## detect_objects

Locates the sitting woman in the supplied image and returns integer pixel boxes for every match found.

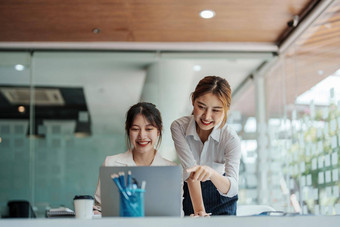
[93,102,176,213]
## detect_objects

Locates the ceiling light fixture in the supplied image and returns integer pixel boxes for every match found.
[92,28,101,34]
[200,10,215,19]
[15,64,25,71]
[287,15,299,28]
[18,106,25,113]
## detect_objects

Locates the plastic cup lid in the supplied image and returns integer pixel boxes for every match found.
[73,195,94,200]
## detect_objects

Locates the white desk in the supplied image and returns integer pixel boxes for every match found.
[1,216,339,227]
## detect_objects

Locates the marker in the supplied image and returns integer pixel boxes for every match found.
[119,172,126,189]
[127,171,132,189]
[141,181,146,190]
[111,174,129,200]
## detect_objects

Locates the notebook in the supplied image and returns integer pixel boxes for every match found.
[46,207,75,218]
[100,165,182,217]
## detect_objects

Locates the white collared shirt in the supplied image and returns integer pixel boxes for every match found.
[94,150,176,210]
[171,115,241,197]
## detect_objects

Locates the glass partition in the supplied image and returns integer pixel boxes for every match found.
[0,50,268,217]
[0,52,32,215]
[266,2,340,214]
[0,51,148,216]
[229,82,258,204]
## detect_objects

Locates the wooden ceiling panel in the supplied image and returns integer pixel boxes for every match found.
[266,1,340,117]
[0,0,313,42]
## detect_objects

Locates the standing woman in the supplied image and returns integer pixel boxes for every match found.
[94,102,176,213]
[171,76,241,216]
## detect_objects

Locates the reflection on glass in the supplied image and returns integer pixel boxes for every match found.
[265,3,340,214]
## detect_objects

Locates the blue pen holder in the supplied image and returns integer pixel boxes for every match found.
[119,189,145,217]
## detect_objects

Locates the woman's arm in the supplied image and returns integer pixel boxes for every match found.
[171,118,209,216]
[170,119,197,179]
[187,165,231,194]
[186,178,209,216]
[187,128,241,197]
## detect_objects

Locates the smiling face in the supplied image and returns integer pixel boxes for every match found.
[193,92,225,132]
[129,113,160,154]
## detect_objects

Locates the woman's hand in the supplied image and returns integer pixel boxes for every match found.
[186,165,215,182]
[190,210,212,217]
[93,209,101,215]
[187,165,231,195]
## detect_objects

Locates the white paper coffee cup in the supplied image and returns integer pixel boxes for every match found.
[73,195,94,219]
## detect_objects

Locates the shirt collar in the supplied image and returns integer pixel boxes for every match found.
[185,115,222,142]
[185,116,200,141]
[116,149,164,166]
[115,150,136,166]
[210,121,222,142]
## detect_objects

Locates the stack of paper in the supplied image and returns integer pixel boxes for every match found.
[46,207,75,218]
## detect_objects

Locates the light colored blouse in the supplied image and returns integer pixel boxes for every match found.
[171,115,241,197]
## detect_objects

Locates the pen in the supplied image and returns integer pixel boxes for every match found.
[141,181,146,190]
[119,172,126,189]
[112,173,140,216]
[111,174,129,200]
[127,171,132,189]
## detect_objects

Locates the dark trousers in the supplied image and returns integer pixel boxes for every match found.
[183,180,238,216]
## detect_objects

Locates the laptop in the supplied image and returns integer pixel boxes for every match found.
[100,166,182,217]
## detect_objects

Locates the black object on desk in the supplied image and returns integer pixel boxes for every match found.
[6,200,36,218]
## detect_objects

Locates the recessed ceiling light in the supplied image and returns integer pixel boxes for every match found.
[92,28,101,34]
[15,64,25,71]
[193,65,201,71]
[200,10,215,19]
[18,106,25,113]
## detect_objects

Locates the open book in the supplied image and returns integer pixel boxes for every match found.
[46,207,75,218]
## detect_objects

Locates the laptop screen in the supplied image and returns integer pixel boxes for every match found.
[100,166,182,217]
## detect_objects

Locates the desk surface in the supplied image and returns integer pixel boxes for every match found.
[1,216,340,227]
